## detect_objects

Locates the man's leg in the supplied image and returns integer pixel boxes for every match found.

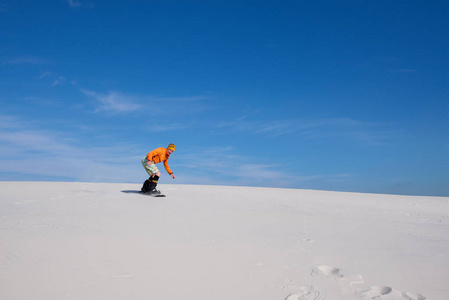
[148,175,160,192]
[141,156,162,193]
[142,157,157,193]
[141,178,151,193]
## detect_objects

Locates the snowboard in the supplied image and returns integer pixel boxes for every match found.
[139,191,166,197]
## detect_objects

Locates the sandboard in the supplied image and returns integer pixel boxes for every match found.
[139,191,166,197]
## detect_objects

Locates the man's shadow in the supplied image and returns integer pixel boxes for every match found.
[121,190,142,195]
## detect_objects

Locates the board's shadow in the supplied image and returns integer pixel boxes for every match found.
[121,190,141,194]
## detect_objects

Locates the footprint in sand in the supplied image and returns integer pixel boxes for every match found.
[285,286,326,300]
[402,291,427,300]
[311,265,343,279]
[311,265,364,286]
[361,286,411,299]
[361,286,394,298]
[360,286,427,300]
[302,238,315,243]
[295,265,426,300]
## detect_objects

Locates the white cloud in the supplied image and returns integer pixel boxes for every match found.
[38,71,72,87]
[80,88,213,117]
[397,69,418,73]
[0,115,24,129]
[38,71,52,79]
[153,96,210,103]
[52,76,66,86]
[68,0,81,8]
[146,95,213,116]
[81,89,142,114]
[3,56,49,65]
[172,145,354,188]
[0,115,143,182]
[0,114,356,187]
[174,146,299,187]
[0,130,73,154]
[67,0,95,9]
[146,123,192,132]
[218,117,390,145]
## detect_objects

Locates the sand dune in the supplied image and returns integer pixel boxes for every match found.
[1,182,448,299]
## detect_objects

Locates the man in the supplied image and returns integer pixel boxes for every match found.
[141,143,176,194]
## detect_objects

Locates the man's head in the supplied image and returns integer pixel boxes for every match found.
[167,143,175,155]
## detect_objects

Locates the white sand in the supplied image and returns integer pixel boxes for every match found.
[0,182,448,300]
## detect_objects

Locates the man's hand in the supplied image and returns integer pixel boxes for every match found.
[171,173,175,179]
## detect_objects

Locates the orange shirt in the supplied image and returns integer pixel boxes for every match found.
[146,147,173,174]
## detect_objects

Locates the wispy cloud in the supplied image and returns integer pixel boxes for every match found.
[38,71,70,87]
[153,96,210,102]
[218,117,390,145]
[146,123,193,132]
[67,0,95,9]
[0,114,142,182]
[173,146,353,188]
[52,76,66,86]
[0,114,80,155]
[396,69,418,73]
[145,95,213,116]
[0,130,73,154]
[3,56,49,65]
[174,146,289,186]
[38,71,52,79]
[0,114,356,187]
[0,115,26,129]
[80,88,211,115]
[68,0,81,8]
[81,89,142,114]
[176,147,294,185]
[20,96,63,108]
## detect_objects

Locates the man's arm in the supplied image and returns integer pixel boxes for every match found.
[163,160,175,179]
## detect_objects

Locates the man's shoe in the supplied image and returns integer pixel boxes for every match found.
[148,188,161,195]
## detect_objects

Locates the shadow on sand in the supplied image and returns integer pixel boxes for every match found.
[121,190,142,195]
[121,190,166,197]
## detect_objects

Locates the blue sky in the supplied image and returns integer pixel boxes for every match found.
[0,0,448,196]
